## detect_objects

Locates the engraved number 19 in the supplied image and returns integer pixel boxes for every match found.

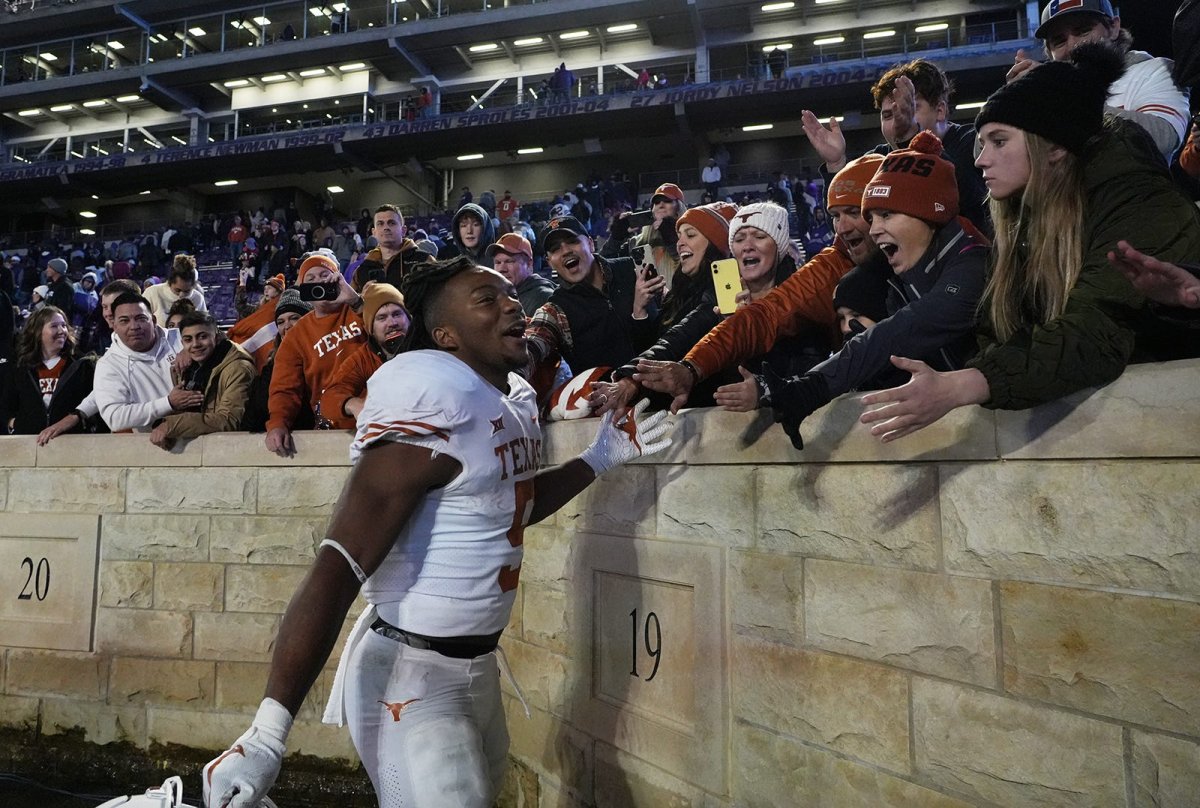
[629,608,662,681]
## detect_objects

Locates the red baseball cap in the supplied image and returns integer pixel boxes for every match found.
[652,183,685,203]
[485,232,533,261]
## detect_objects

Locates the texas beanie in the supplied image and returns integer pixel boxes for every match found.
[861,131,959,226]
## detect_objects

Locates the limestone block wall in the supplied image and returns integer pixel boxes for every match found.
[0,358,1197,807]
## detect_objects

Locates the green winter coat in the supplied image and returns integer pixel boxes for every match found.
[970,117,1200,409]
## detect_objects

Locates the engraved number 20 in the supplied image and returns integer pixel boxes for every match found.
[18,557,50,602]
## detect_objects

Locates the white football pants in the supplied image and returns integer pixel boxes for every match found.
[344,629,508,808]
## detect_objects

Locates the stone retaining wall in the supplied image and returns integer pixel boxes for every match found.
[1,358,1197,807]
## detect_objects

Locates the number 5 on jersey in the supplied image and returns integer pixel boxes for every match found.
[499,479,534,592]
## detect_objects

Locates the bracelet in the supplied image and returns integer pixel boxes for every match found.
[680,359,701,385]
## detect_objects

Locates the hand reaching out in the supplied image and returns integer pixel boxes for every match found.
[632,359,695,414]
[859,358,991,442]
[712,366,760,412]
[1107,240,1200,309]
[588,378,640,419]
[801,109,848,172]
[885,75,918,146]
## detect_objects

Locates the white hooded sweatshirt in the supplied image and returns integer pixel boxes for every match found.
[93,326,183,432]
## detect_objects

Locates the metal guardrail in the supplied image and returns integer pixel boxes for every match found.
[0,6,1025,88]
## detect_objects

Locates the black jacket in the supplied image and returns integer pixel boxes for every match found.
[351,242,434,291]
[515,273,556,317]
[47,276,75,320]
[242,353,315,433]
[0,288,14,364]
[544,255,659,371]
[0,353,105,435]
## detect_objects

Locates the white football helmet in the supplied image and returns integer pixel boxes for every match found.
[92,776,278,808]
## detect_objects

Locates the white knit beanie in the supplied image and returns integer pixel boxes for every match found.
[728,202,799,262]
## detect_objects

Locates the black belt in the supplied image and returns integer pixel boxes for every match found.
[370,616,501,659]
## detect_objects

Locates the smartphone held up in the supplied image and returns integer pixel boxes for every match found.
[711,258,741,315]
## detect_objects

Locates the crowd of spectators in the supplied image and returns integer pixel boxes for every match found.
[1,0,1198,454]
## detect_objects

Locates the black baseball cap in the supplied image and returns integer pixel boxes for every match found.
[539,216,591,252]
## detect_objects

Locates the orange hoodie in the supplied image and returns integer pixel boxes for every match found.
[227,298,278,371]
[319,341,384,426]
[685,244,853,379]
[266,305,365,432]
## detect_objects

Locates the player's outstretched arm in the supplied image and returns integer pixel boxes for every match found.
[204,441,459,808]
[529,400,674,524]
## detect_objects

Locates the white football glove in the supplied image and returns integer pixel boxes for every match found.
[202,698,292,808]
[579,398,674,476]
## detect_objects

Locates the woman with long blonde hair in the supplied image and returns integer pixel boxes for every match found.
[860,43,1200,441]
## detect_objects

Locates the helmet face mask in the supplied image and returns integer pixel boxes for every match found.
[91,776,279,808]
[93,776,194,808]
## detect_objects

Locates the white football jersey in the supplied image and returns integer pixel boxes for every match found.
[350,350,542,636]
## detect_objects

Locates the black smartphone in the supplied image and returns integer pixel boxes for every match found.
[626,209,654,228]
[297,282,341,302]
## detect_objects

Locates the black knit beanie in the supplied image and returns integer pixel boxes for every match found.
[975,42,1125,155]
[274,288,314,319]
[832,261,891,324]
